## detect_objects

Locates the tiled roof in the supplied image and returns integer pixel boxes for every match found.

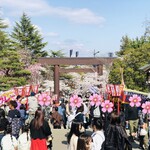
[139,64,150,72]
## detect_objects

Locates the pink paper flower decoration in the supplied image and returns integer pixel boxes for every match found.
[101,100,114,113]
[70,95,83,108]
[142,101,150,114]
[129,94,141,107]
[38,93,51,106]
[0,96,4,105]
[89,94,103,106]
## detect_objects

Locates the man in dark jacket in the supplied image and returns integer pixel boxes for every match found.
[124,104,139,141]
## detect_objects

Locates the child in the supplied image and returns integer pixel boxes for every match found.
[1,124,18,150]
[18,124,31,150]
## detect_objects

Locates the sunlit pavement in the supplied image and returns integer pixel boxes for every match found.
[51,128,68,150]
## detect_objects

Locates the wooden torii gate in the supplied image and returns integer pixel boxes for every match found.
[38,57,115,100]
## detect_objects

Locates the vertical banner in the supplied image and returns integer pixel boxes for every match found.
[31,85,39,94]
[114,85,124,97]
[106,84,111,100]
[24,85,31,96]
[106,84,124,114]
[110,84,116,97]
[106,84,111,94]
[14,87,24,96]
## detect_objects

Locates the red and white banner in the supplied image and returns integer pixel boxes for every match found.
[106,84,124,97]
[14,84,39,97]
[14,87,24,96]
[106,84,111,94]
[110,84,116,96]
[24,85,31,96]
[114,85,124,97]
[31,85,39,94]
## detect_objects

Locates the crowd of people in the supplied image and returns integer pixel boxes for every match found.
[0,91,149,150]
[0,92,52,150]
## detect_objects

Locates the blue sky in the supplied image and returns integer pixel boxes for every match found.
[0,0,150,57]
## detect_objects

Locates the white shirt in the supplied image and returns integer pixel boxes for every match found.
[18,132,31,150]
[68,134,78,150]
[91,130,105,150]
[83,103,89,115]
[28,96,38,113]
[1,134,18,150]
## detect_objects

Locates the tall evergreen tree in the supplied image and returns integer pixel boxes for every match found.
[11,13,48,61]
[0,17,30,91]
[0,18,11,51]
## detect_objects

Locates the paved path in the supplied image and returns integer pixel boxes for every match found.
[51,128,141,150]
[51,128,68,150]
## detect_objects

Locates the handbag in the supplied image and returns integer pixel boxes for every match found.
[140,128,147,136]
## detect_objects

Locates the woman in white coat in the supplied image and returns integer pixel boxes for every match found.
[67,119,83,150]
[18,124,31,150]
[1,125,18,150]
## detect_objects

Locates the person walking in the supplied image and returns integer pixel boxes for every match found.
[18,124,31,150]
[58,102,67,129]
[91,118,105,150]
[19,104,27,128]
[104,111,132,150]
[0,108,9,149]
[67,119,83,150]
[1,124,18,150]
[77,133,92,150]
[30,109,52,150]
[125,104,139,142]
[27,92,38,123]
[7,100,21,139]
[51,107,62,129]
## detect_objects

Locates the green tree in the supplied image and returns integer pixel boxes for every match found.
[109,36,150,92]
[0,18,11,51]
[11,13,48,61]
[49,50,65,57]
[0,17,30,91]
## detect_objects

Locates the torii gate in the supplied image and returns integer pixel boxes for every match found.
[38,57,115,99]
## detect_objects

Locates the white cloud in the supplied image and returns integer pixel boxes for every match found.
[45,32,59,37]
[1,18,11,26]
[52,39,84,49]
[55,7,105,25]
[0,0,105,25]
[50,39,92,57]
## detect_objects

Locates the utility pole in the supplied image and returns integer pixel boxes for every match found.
[93,49,100,57]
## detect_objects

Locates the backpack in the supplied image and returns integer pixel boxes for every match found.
[90,106,101,118]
